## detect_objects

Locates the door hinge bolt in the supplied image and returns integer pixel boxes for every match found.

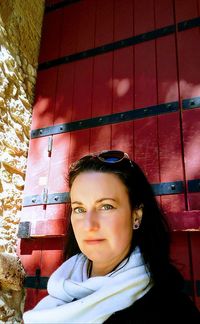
[48,136,53,155]
[42,188,48,204]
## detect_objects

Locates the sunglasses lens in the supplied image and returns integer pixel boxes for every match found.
[98,150,124,163]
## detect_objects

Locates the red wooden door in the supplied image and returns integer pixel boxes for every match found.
[18,0,200,311]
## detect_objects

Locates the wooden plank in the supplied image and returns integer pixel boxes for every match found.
[112,0,134,157]
[113,47,134,113]
[114,0,134,41]
[134,0,155,34]
[59,2,80,56]
[182,109,200,210]
[24,289,48,312]
[32,68,57,129]
[170,232,193,298]
[76,0,96,52]
[174,0,198,22]
[54,63,74,125]
[48,133,71,193]
[158,113,183,182]
[134,0,159,185]
[90,125,111,153]
[72,58,93,121]
[134,117,159,184]
[18,238,43,311]
[155,0,174,28]
[167,210,200,231]
[111,121,134,158]
[92,53,113,118]
[134,41,157,109]
[23,138,50,196]
[40,237,67,276]
[38,9,63,64]
[36,204,67,237]
[175,1,200,211]
[69,129,90,163]
[95,0,114,47]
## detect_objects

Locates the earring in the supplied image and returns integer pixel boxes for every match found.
[133,221,140,230]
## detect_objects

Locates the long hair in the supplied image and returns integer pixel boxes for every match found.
[66,154,182,287]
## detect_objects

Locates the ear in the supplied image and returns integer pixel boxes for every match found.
[132,205,143,229]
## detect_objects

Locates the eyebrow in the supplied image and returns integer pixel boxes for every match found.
[71,198,117,205]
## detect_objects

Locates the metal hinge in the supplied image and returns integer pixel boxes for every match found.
[17,221,31,238]
[23,192,70,207]
[42,187,48,204]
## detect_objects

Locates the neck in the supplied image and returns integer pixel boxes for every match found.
[89,255,130,277]
[90,263,115,277]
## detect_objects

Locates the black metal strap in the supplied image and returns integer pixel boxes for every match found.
[45,0,80,13]
[178,17,200,31]
[23,192,70,207]
[22,180,200,208]
[24,272,49,290]
[31,101,178,138]
[38,25,175,70]
[182,97,200,110]
[152,181,184,196]
[188,179,200,193]
[38,17,200,71]
[31,97,200,139]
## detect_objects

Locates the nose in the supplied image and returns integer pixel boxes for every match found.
[83,211,100,231]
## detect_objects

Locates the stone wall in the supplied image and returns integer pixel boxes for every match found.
[0,0,45,322]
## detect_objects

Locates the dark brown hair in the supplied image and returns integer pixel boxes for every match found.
[66,154,183,287]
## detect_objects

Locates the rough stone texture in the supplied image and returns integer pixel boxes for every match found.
[0,252,26,322]
[0,0,45,322]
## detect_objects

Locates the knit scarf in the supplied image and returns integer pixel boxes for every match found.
[23,247,152,323]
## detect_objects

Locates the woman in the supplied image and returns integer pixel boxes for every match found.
[23,150,200,323]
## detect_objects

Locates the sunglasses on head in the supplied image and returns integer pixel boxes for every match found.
[91,150,134,168]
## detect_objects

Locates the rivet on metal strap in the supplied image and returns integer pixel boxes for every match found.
[190,100,195,106]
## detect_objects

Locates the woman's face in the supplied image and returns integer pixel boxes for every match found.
[70,171,137,276]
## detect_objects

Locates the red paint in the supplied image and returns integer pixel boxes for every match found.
[18,0,200,311]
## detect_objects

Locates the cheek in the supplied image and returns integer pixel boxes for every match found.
[107,212,133,243]
[71,218,82,239]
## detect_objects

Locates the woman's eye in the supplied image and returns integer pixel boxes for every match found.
[101,204,113,210]
[73,207,85,214]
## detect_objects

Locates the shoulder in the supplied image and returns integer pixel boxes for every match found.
[105,285,200,324]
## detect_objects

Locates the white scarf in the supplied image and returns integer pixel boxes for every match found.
[23,247,152,323]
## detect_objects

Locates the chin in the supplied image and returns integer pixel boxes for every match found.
[82,250,105,262]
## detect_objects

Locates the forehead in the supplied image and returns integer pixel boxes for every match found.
[70,171,128,200]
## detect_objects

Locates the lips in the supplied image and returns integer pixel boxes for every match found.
[84,239,105,245]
